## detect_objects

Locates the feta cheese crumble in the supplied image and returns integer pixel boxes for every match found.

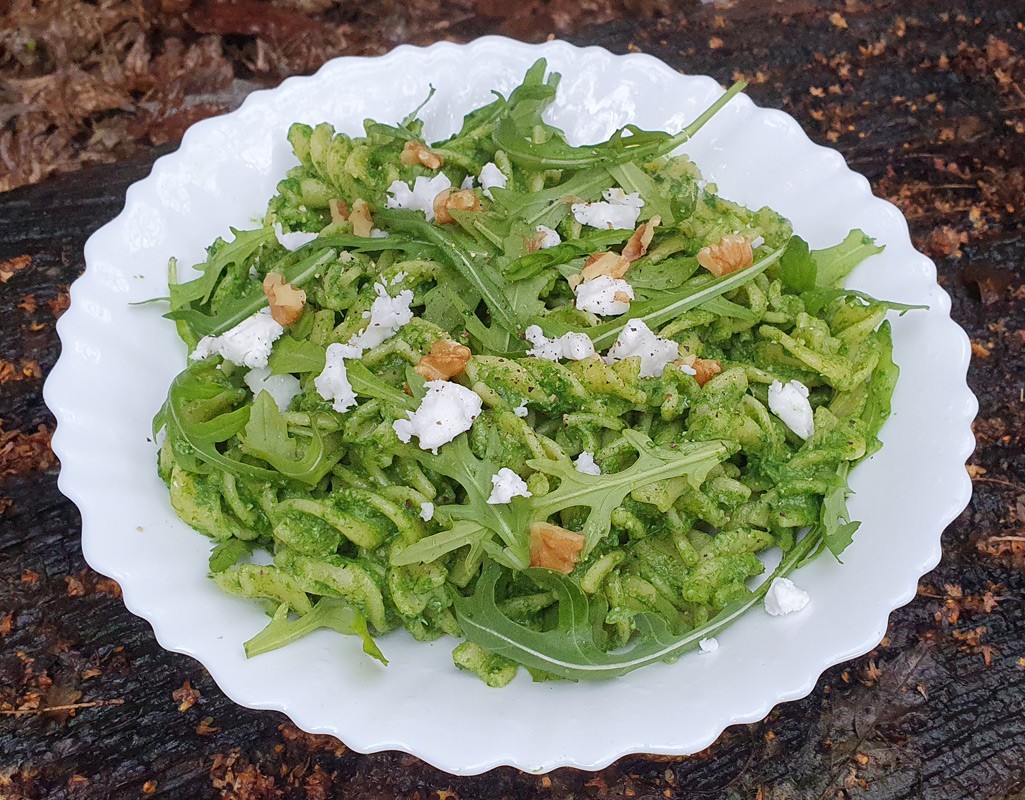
[273,223,317,252]
[525,324,597,362]
[190,308,284,369]
[763,577,810,616]
[574,275,634,316]
[460,175,475,190]
[604,319,680,378]
[574,451,601,476]
[767,379,815,440]
[478,161,508,199]
[244,366,301,412]
[314,343,361,413]
[535,225,561,249]
[571,188,644,230]
[513,403,529,418]
[487,468,532,505]
[349,281,414,351]
[385,174,452,222]
[419,501,435,522]
[392,380,483,453]
[698,637,719,654]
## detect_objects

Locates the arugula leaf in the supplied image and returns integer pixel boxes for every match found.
[800,289,927,317]
[542,243,785,349]
[861,320,899,456]
[454,527,822,680]
[239,391,343,485]
[606,162,674,224]
[493,61,747,170]
[780,230,884,293]
[779,235,816,292]
[490,169,611,227]
[412,434,532,569]
[169,227,275,311]
[209,539,254,573]
[501,229,630,283]
[813,230,885,288]
[268,336,326,374]
[375,209,521,337]
[528,431,731,554]
[699,294,761,321]
[503,240,599,282]
[821,462,861,560]
[164,381,279,482]
[245,599,387,664]
[168,235,422,338]
[390,520,488,567]
[346,362,416,410]
[627,256,700,293]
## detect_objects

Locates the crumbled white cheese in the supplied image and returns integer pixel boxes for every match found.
[419,501,435,522]
[513,403,529,418]
[273,223,318,252]
[313,343,362,413]
[535,225,561,249]
[370,228,388,238]
[525,324,597,362]
[604,319,680,378]
[764,577,810,616]
[385,174,452,221]
[244,367,301,412]
[678,362,698,376]
[392,380,483,453]
[751,235,765,249]
[768,379,815,440]
[191,308,284,369]
[460,175,475,190]
[574,275,634,316]
[487,468,532,505]
[390,271,408,286]
[574,451,601,476]
[478,161,508,199]
[349,282,414,351]
[571,188,644,230]
[698,637,719,654]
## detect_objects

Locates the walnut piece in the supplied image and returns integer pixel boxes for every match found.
[568,251,631,289]
[567,215,662,288]
[696,234,754,277]
[415,339,472,381]
[349,198,373,238]
[529,522,585,574]
[400,140,444,170]
[433,188,481,225]
[678,354,723,387]
[262,272,306,326]
[621,215,661,262]
[329,199,350,225]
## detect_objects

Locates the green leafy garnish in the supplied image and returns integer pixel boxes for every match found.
[454,528,822,681]
[528,431,731,554]
[245,599,387,664]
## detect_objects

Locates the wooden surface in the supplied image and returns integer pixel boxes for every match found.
[2,1,1025,798]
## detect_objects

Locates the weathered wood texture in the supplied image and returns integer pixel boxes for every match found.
[2,1,1025,798]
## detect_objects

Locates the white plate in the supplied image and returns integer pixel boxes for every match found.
[44,37,976,775]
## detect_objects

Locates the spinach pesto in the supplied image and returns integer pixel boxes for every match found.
[154,60,911,685]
